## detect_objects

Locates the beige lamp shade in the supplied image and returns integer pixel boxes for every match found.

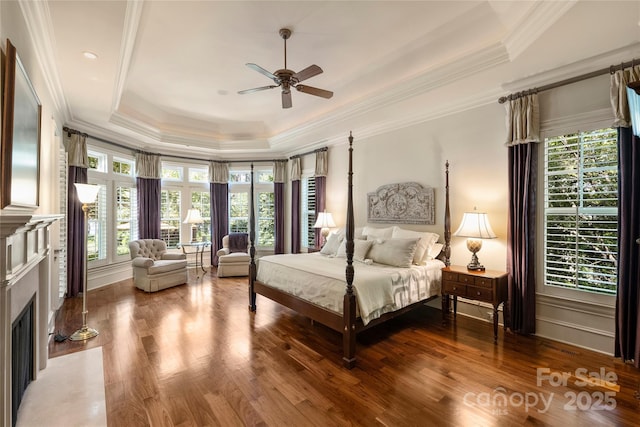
[313,211,336,229]
[453,211,496,239]
[74,183,100,204]
[453,210,496,271]
[183,208,204,224]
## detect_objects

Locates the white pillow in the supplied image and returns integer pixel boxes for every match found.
[392,227,439,265]
[367,238,419,268]
[428,243,444,260]
[336,239,373,261]
[362,226,395,239]
[320,233,343,256]
[354,239,374,261]
[334,227,365,240]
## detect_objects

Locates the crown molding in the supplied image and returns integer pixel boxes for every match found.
[18,0,71,122]
[110,0,144,113]
[502,0,578,61]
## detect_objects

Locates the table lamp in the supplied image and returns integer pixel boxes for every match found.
[183,208,204,242]
[453,209,496,271]
[314,211,336,246]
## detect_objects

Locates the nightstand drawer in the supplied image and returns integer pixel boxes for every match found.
[466,285,493,301]
[443,282,465,295]
[442,271,458,282]
[474,277,494,288]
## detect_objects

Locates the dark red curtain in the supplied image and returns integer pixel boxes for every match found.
[314,176,326,249]
[211,182,228,266]
[615,127,640,367]
[506,143,537,334]
[136,177,161,239]
[274,182,285,254]
[291,179,301,254]
[66,166,87,297]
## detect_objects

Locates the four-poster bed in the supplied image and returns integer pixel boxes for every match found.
[248,133,452,369]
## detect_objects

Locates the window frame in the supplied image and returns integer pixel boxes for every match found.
[536,115,617,306]
[86,144,137,267]
[228,165,275,250]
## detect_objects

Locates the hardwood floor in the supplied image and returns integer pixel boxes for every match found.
[50,270,640,426]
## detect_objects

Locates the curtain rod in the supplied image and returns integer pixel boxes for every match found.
[498,57,640,104]
[63,126,287,164]
[289,146,328,160]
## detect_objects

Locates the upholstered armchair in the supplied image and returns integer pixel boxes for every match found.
[216,233,250,278]
[129,239,188,292]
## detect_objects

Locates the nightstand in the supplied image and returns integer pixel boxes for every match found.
[441,265,508,342]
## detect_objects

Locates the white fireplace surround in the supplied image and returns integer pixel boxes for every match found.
[1,213,61,427]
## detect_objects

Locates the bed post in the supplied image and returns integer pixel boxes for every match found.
[343,132,357,369]
[249,163,257,311]
[443,160,451,267]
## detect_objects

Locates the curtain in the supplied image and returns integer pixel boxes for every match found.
[274,161,287,254]
[504,93,539,334]
[210,162,229,266]
[314,150,328,248]
[291,158,301,254]
[136,153,161,239]
[65,133,88,297]
[611,66,640,368]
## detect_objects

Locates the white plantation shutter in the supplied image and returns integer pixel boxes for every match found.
[544,128,618,294]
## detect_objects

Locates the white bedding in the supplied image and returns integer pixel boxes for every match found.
[256,253,444,325]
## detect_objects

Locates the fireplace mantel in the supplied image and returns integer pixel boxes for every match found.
[1,213,62,427]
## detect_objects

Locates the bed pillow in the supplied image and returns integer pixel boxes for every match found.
[320,233,342,256]
[362,226,395,239]
[392,228,439,265]
[334,227,365,240]
[367,237,419,268]
[335,239,373,261]
[427,243,444,260]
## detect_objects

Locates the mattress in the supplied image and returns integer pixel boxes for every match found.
[256,253,444,325]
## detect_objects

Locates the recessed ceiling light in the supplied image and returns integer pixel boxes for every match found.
[82,51,98,60]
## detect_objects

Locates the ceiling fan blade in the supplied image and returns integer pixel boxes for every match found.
[295,84,333,99]
[293,64,323,83]
[238,85,277,94]
[282,90,292,109]
[246,63,277,81]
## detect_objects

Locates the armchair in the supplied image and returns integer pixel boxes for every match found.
[216,233,250,277]
[129,239,188,292]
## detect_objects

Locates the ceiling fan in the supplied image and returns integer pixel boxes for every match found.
[238,28,333,109]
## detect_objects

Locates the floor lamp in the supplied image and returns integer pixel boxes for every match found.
[69,183,101,341]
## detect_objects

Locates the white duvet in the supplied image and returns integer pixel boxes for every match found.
[256,253,444,325]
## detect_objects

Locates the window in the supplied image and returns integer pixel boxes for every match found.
[302,176,316,247]
[87,151,107,172]
[87,183,107,262]
[229,192,249,233]
[115,185,137,256]
[544,127,618,295]
[257,191,275,246]
[162,163,183,181]
[189,167,208,183]
[190,190,211,242]
[228,166,275,247]
[160,189,181,248]
[113,157,134,176]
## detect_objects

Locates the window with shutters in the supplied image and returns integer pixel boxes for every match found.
[301,176,316,248]
[544,127,618,295]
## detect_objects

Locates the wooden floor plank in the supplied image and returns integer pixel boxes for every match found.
[49,273,640,426]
